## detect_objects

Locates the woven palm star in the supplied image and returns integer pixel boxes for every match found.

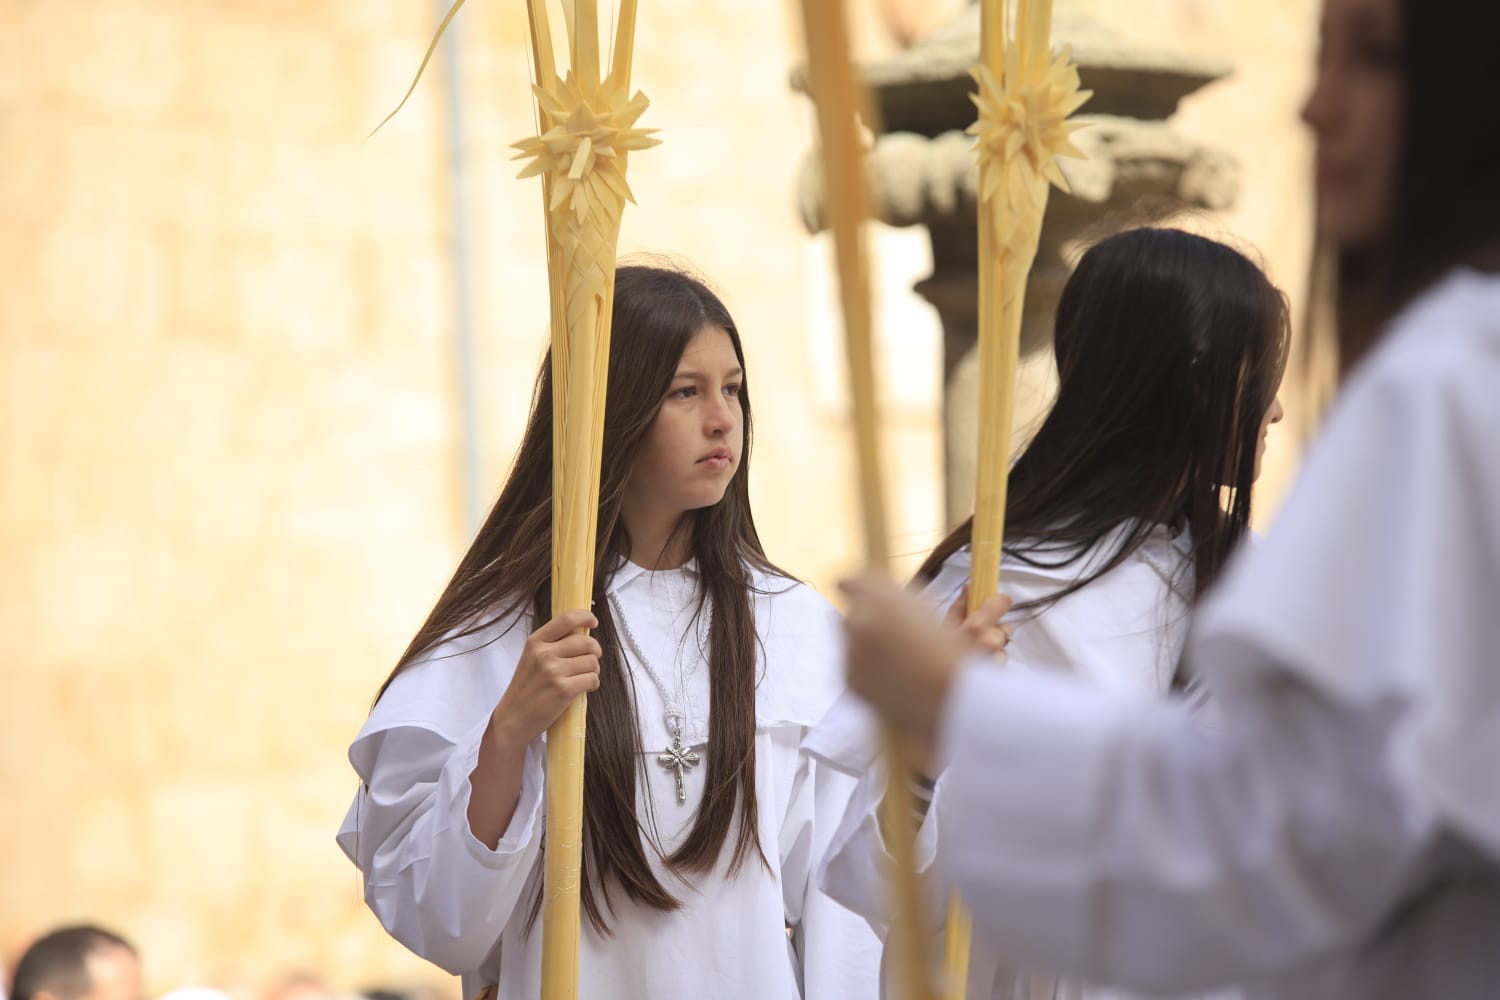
[512,72,661,226]
[968,45,1091,249]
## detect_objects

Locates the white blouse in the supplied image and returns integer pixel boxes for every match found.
[812,526,1240,999]
[338,560,881,1000]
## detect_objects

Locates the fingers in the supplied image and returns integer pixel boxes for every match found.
[965,589,1013,625]
[838,569,898,601]
[838,569,966,752]
[560,662,601,696]
[943,584,970,627]
[964,622,1011,655]
[838,571,907,619]
[547,632,603,662]
[496,611,604,745]
[976,591,1014,620]
[542,647,599,675]
[533,608,599,642]
[526,612,602,672]
[960,590,1020,653]
[524,631,600,687]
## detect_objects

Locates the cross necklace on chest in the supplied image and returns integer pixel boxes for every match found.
[607,590,706,803]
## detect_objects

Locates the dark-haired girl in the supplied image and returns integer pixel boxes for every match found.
[812,227,1287,1000]
[338,265,879,1000]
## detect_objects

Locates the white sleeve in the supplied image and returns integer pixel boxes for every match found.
[1190,285,1500,858]
[781,728,885,1000]
[935,657,1436,995]
[338,722,547,974]
[819,761,947,938]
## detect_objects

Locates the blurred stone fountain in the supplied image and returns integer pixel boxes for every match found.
[797,1,1240,522]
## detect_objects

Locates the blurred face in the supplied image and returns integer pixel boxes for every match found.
[1254,392,1286,482]
[1301,0,1404,248]
[622,325,744,526]
[81,945,143,1000]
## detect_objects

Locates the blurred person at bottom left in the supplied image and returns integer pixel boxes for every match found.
[10,927,141,1000]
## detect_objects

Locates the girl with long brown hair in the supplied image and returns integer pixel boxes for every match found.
[337,264,878,1000]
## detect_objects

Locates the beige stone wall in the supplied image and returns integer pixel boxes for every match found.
[0,0,1317,997]
[1,2,463,994]
[0,1,930,995]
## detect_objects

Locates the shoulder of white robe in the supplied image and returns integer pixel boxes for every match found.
[352,612,531,751]
[747,565,848,731]
[801,692,880,775]
[1192,267,1500,854]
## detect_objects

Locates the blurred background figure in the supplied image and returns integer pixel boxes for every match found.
[264,974,337,1000]
[9,927,142,1000]
[158,987,234,1000]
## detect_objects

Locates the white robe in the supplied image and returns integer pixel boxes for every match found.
[337,560,882,1000]
[812,526,1239,999]
[929,268,1500,998]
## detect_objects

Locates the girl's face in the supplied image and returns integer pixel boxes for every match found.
[1301,0,1404,249]
[1254,392,1286,483]
[623,325,744,523]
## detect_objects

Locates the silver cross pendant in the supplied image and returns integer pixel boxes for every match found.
[658,735,701,803]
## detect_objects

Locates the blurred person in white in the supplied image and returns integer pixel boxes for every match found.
[811,227,1289,1000]
[835,0,1500,996]
[9,927,141,1000]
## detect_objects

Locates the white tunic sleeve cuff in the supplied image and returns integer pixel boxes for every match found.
[819,757,946,936]
[340,722,548,975]
[449,731,546,866]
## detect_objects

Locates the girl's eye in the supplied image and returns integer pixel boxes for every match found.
[671,386,697,399]
[723,383,742,397]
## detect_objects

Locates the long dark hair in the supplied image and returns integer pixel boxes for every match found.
[917,228,1289,626]
[1324,0,1500,372]
[376,265,780,933]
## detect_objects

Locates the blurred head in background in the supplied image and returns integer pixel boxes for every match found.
[10,927,141,1000]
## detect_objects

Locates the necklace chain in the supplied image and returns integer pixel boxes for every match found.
[607,589,711,740]
[608,586,710,803]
